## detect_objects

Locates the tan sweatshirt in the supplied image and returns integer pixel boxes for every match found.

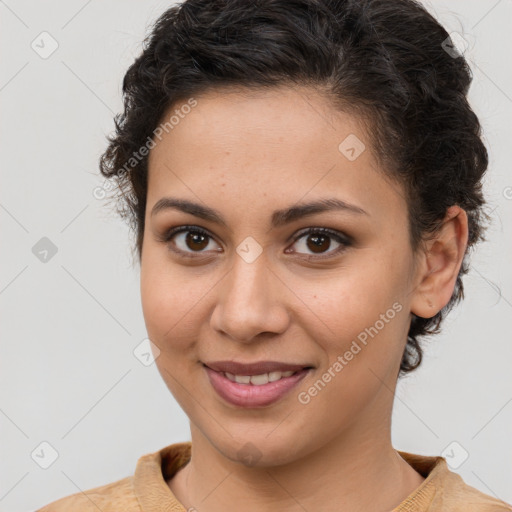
[37,441,512,511]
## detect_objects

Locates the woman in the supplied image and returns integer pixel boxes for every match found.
[38,0,511,510]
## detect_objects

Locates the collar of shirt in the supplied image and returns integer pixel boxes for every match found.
[133,442,446,512]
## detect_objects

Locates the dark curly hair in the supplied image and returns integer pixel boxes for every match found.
[99,0,489,377]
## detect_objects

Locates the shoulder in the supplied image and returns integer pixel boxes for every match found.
[397,451,511,512]
[436,476,512,512]
[35,442,190,512]
[36,475,141,512]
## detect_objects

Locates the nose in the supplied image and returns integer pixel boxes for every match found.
[210,249,290,343]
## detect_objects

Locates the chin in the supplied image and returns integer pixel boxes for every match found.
[208,432,305,469]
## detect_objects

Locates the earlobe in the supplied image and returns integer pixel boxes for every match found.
[410,206,469,319]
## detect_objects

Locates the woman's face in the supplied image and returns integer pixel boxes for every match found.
[140,85,422,466]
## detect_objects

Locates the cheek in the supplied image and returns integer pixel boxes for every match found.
[299,249,412,363]
[293,277,408,425]
[140,258,207,404]
[140,250,199,347]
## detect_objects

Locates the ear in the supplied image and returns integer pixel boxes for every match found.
[410,206,469,319]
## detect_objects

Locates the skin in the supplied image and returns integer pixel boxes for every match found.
[140,85,468,512]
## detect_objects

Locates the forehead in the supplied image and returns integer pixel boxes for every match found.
[146,85,406,224]
[153,85,361,151]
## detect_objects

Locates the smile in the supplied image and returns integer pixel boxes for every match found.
[204,365,312,408]
[223,370,297,385]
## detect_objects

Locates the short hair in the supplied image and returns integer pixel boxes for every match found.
[99,0,489,376]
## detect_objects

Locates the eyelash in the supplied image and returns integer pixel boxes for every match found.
[158,225,352,261]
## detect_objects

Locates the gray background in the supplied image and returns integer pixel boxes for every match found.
[1,0,511,510]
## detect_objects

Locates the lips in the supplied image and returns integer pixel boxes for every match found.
[204,366,312,407]
[203,360,313,376]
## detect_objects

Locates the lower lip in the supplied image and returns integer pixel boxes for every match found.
[204,366,311,408]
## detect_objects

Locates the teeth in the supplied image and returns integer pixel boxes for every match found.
[234,374,251,384]
[224,370,296,385]
[268,371,285,382]
[250,373,269,385]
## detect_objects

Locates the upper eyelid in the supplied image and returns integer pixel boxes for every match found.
[292,226,351,242]
[162,224,348,240]
[163,225,350,251]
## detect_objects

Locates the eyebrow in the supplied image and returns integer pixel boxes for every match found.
[150,196,368,228]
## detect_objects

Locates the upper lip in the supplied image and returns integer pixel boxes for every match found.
[204,360,313,376]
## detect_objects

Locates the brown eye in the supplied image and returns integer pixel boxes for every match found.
[288,228,351,259]
[305,233,332,253]
[162,226,222,257]
[184,231,209,251]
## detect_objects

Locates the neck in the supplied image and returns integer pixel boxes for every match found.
[168,399,425,512]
